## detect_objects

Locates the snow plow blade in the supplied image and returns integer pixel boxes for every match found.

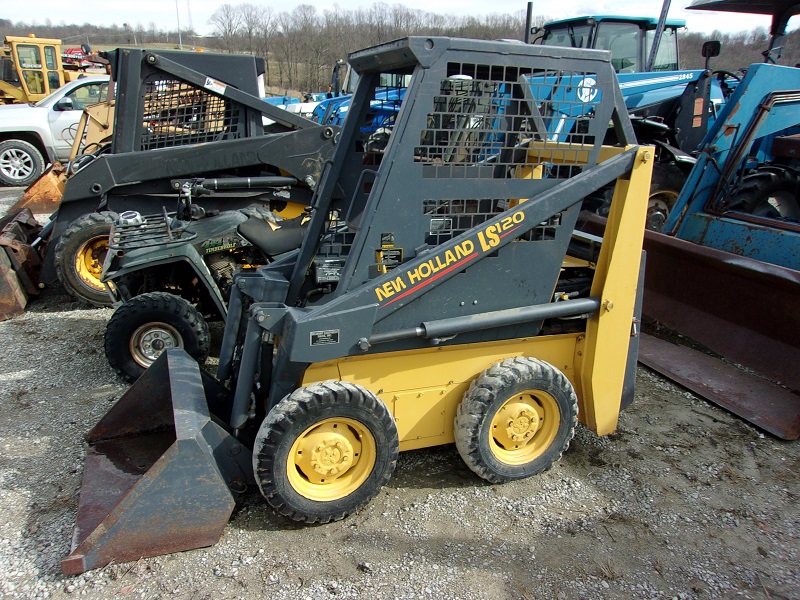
[10,163,66,215]
[62,349,251,575]
[642,230,800,440]
[0,208,43,321]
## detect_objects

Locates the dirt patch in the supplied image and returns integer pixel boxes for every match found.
[0,190,797,599]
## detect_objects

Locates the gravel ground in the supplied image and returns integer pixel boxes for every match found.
[0,188,798,599]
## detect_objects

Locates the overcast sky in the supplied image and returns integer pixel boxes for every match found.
[3,0,796,38]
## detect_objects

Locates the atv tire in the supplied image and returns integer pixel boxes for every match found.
[455,357,578,484]
[253,381,398,524]
[105,292,210,382]
[0,139,45,187]
[54,211,118,306]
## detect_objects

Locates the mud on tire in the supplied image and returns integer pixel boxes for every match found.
[54,211,118,306]
[253,381,398,524]
[104,292,210,382]
[455,357,578,484]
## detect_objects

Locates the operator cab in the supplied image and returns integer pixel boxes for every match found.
[1,36,65,100]
[534,16,684,73]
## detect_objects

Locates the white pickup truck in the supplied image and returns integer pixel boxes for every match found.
[0,75,109,186]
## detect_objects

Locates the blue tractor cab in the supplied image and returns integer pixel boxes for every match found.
[535,15,685,73]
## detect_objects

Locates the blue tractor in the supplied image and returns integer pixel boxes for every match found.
[532,14,738,229]
[633,0,800,440]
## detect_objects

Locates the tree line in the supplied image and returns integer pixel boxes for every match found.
[2,5,798,94]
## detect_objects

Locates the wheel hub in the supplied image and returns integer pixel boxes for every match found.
[75,238,109,291]
[506,407,540,443]
[496,401,542,448]
[489,390,561,466]
[311,437,354,476]
[646,199,671,232]
[0,149,33,179]
[295,423,361,484]
[129,323,183,367]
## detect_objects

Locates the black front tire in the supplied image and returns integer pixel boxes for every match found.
[0,139,45,187]
[54,211,118,306]
[253,381,398,524]
[455,357,578,484]
[105,292,210,382]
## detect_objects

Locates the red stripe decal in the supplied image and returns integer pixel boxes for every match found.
[382,252,478,308]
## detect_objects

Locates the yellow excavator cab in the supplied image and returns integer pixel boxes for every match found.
[1,35,68,104]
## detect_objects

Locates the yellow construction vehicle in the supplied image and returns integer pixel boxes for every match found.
[62,36,654,574]
[1,35,106,105]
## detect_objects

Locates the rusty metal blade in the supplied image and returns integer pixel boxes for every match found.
[639,334,799,440]
[0,250,29,320]
[10,164,66,214]
[63,349,250,575]
[642,229,800,393]
[0,209,43,321]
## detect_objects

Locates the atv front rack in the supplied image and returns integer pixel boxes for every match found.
[109,209,197,253]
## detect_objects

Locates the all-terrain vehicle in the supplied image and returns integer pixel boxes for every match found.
[101,187,309,381]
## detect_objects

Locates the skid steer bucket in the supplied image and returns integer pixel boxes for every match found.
[11,163,67,214]
[0,208,43,321]
[62,350,252,575]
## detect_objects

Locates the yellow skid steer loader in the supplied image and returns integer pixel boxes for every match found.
[63,37,653,574]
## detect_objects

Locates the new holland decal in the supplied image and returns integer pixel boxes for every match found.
[374,210,526,307]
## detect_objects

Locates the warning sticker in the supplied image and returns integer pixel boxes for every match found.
[204,77,227,96]
[310,330,340,346]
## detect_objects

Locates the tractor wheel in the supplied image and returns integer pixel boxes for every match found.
[730,168,800,220]
[104,292,210,382]
[0,139,45,187]
[455,357,578,484]
[54,211,118,306]
[646,163,686,232]
[253,381,398,523]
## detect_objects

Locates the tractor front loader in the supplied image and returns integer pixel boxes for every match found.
[63,37,653,574]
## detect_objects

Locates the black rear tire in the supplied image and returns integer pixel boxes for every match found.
[253,381,398,524]
[105,292,210,382]
[54,211,118,306]
[455,357,578,484]
[729,168,800,220]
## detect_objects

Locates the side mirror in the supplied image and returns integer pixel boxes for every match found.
[702,40,721,58]
[54,97,75,111]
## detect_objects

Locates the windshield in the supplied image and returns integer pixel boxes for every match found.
[33,84,72,107]
[541,24,593,48]
[646,27,679,71]
[33,79,106,107]
[594,22,641,73]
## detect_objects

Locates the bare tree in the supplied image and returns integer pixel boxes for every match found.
[209,4,243,53]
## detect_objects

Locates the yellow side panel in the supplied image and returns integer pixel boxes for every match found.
[575,146,653,435]
[302,334,580,452]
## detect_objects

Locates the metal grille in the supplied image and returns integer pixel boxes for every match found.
[417,63,602,179]
[140,77,240,150]
[109,212,196,251]
[424,198,561,245]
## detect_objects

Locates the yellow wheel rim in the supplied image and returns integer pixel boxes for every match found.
[288,418,376,501]
[74,236,109,292]
[489,390,560,465]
